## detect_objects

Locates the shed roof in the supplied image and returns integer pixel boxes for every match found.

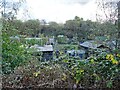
[30,44,53,52]
[80,40,103,49]
[38,45,53,51]
[25,38,42,40]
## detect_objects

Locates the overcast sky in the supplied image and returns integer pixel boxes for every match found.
[17,0,98,23]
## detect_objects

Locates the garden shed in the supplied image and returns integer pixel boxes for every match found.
[29,45,53,61]
[40,45,53,61]
[80,40,103,49]
[80,40,109,58]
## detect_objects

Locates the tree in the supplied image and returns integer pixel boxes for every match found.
[64,16,82,39]
[96,0,120,52]
[63,16,97,41]
[96,0,118,23]
[1,0,26,20]
[1,0,30,74]
[23,19,41,37]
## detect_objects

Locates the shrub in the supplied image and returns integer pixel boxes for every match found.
[2,20,30,74]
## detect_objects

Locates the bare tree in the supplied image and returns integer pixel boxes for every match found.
[96,0,118,23]
[0,0,26,20]
[96,0,120,51]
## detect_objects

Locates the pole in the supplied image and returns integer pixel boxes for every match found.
[117,1,120,49]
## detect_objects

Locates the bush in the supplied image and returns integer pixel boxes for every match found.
[2,59,74,88]
[2,20,30,74]
[62,53,120,88]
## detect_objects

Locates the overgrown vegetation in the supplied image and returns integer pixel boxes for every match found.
[1,0,120,89]
[2,18,120,89]
[2,20,31,74]
[2,53,120,88]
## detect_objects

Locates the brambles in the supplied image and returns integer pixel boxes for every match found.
[2,51,120,88]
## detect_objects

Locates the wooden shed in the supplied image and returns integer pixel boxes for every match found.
[29,45,53,61]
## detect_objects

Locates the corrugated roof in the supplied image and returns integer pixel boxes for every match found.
[25,38,42,40]
[30,45,53,52]
[80,41,102,49]
[38,45,53,51]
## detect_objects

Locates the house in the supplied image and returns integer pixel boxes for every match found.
[29,45,53,61]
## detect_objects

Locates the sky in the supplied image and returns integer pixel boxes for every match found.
[3,0,119,23]
[17,0,98,23]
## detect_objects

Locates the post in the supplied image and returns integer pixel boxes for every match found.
[117,1,120,49]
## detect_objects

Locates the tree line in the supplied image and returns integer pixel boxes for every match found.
[2,16,117,42]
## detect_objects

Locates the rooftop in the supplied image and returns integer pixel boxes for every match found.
[80,40,103,49]
[29,44,53,52]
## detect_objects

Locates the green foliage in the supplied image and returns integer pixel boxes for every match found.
[61,53,120,88]
[1,15,120,88]
[57,35,68,44]
[2,59,73,88]
[2,16,117,42]
[23,19,40,37]
[25,38,47,46]
[2,51,120,88]
[55,44,78,50]
[2,20,30,74]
